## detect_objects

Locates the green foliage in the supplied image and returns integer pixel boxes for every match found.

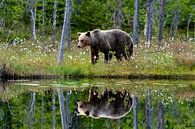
[165,0,194,27]
[0,0,194,42]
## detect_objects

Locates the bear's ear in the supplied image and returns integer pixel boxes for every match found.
[86,31,90,37]
[77,32,81,36]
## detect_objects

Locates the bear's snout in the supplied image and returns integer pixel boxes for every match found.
[77,45,81,48]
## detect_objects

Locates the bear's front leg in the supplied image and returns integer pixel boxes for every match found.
[90,47,99,64]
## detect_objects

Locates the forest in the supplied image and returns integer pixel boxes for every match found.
[0,0,195,78]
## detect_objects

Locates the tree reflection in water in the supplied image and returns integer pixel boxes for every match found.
[0,80,194,129]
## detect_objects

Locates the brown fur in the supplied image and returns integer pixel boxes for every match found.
[77,87,132,119]
[77,29,134,64]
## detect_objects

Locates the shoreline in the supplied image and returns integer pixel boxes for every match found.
[1,64,195,80]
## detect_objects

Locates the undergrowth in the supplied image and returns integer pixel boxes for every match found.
[0,40,195,77]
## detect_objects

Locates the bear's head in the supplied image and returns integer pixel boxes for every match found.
[77,31,91,48]
[77,101,90,116]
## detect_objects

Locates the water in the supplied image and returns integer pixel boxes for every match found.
[0,79,195,129]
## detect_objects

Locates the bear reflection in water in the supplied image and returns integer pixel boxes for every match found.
[77,87,132,119]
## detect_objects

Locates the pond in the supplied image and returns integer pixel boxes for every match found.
[0,78,195,129]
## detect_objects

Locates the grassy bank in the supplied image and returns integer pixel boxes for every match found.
[0,39,195,79]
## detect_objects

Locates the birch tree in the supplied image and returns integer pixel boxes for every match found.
[158,0,166,44]
[41,95,45,129]
[169,8,179,40]
[146,90,151,129]
[28,92,36,129]
[114,0,123,29]
[133,0,139,46]
[145,0,153,46]
[58,88,66,129]
[58,89,71,129]
[158,101,164,129]
[186,14,192,43]
[58,0,71,64]
[29,0,37,44]
[133,96,138,129]
[52,91,56,129]
[52,0,57,46]
[42,0,45,50]
[173,9,179,37]
[67,4,71,48]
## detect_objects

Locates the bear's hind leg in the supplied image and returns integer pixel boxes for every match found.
[104,50,110,63]
[115,51,122,62]
[108,53,113,61]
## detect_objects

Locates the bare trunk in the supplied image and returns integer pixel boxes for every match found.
[133,0,139,46]
[67,5,71,48]
[114,0,123,29]
[65,90,71,127]
[169,8,179,40]
[146,90,151,129]
[41,95,45,129]
[186,14,192,43]
[29,0,37,44]
[158,0,166,44]
[158,101,164,129]
[58,88,66,129]
[28,92,36,129]
[5,30,11,49]
[42,0,45,51]
[52,0,57,46]
[173,8,179,37]
[52,91,56,129]
[145,0,153,46]
[76,0,81,4]
[58,0,71,64]
[133,96,138,129]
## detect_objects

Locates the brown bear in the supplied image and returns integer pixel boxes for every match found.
[77,29,134,64]
[76,87,132,119]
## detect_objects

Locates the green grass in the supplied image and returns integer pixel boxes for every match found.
[0,40,195,78]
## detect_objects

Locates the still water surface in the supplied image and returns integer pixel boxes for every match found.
[0,79,195,129]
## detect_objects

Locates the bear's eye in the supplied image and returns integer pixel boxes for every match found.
[80,105,83,108]
[81,40,83,42]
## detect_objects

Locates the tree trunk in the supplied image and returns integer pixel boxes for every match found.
[29,0,37,44]
[169,8,179,40]
[5,30,11,49]
[52,91,56,129]
[158,101,164,129]
[67,4,71,48]
[76,0,81,4]
[52,0,57,46]
[133,96,138,129]
[42,0,45,51]
[145,0,153,46]
[58,88,66,129]
[65,90,71,127]
[158,0,166,44]
[186,14,192,43]
[28,92,36,129]
[58,0,71,64]
[133,0,139,46]
[41,95,45,129]
[173,8,179,37]
[114,0,123,29]
[146,90,151,129]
